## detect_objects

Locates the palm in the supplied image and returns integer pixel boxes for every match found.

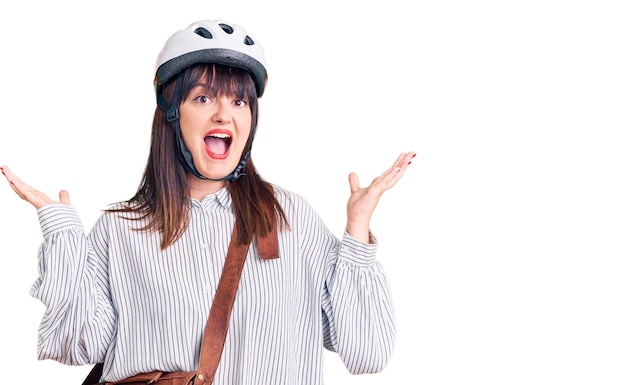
[1,166,70,209]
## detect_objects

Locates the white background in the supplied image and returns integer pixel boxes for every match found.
[1,0,625,384]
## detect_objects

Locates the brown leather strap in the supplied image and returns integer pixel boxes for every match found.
[195,209,278,384]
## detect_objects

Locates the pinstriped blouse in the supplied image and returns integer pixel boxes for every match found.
[30,185,396,384]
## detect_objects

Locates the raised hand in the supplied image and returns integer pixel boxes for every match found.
[346,151,416,243]
[1,166,70,209]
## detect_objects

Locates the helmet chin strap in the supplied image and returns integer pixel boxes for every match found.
[157,75,250,182]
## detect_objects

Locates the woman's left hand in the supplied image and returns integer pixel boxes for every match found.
[346,151,416,243]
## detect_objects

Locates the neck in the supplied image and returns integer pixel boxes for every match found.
[188,175,226,200]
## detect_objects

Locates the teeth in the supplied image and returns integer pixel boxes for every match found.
[208,133,231,139]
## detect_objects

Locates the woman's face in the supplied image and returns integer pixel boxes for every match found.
[179,83,252,181]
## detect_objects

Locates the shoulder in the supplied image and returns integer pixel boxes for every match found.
[271,184,322,222]
[96,201,149,228]
[272,184,310,209]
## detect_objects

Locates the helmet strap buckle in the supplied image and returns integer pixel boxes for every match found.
[166,108,180,122]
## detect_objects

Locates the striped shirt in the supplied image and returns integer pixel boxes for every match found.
[31,186,396,384]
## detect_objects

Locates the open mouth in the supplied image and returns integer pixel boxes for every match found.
[204,132,232,158]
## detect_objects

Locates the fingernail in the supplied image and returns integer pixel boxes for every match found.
[408,161,412,165]
[412,153,416,158]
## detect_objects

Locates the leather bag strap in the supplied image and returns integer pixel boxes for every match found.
[196,210,279,384]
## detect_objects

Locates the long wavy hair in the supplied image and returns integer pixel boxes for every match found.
[108,63,289,250]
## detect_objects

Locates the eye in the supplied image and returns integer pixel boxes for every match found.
[194,95,213,104]
[234,99,248,108]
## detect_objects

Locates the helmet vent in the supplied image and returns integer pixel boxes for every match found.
[194,27,213,39]
[244,36,255,46]
[219,23,234,34]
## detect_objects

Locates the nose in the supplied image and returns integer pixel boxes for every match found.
[211,96,232,124]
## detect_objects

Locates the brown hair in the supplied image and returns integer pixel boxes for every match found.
[108,64,289,249]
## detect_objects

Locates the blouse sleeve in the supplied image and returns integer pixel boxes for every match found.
[29,204,116,365]
[282,188,397,375]
[321,229,396,374]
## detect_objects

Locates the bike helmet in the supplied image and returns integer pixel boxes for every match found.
[155,19,268,97]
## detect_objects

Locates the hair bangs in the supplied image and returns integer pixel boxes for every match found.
[181,64,256,102]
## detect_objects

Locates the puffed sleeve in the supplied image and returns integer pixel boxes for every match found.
[321,229,396,374]
[30,204,116,365]
[285,190,396,375]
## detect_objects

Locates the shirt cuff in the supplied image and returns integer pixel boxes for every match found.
[338,230,379,267]
[37,204,83,239]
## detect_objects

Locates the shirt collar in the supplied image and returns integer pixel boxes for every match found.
[192,187,232,211]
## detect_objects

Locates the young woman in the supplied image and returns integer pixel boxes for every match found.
[1,19,415,384]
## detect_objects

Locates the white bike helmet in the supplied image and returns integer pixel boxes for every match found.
[154,19,268,97]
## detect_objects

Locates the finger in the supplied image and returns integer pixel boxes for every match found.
[404,150,417,162]
[348,172,360,194]
[383,166,406,188]
[390,152,407,169]
[370,166,404,195]
[1,165,14,182]
[6,177,22,198]
[1,165,56,208]
[1,166,17,191]
[381,152,414,179]
[1,166,29,197]
[394,151,416,170]
[372,153,414,193]
[404,151,417,166]
[2,166,27,189]
[381,152,415,184]
[377,159,406,185]
[353,151,416,197]
[59,190,71,205]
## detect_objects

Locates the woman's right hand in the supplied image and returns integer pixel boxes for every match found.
[1,165,70,209]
